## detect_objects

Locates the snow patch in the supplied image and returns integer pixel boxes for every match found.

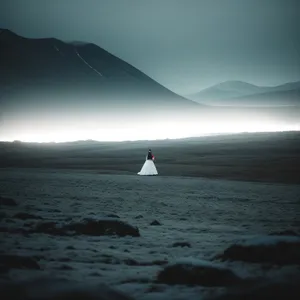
[74,47,103,77]
[53,45,64,57]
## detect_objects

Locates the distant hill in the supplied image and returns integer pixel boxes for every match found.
[187,80,300,106]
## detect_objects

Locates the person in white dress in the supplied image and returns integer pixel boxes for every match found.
[137,149,158,176]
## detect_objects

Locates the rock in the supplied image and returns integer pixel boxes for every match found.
[13,212,43,220]
[0,196,17,206]
[123,259,168,266]
[65,219,140,237]
[150,220,161,226]
[212,279,300,300]
[135,215,143,219]
[215,236,300,265]
[56,264,73,270]
[0,278,135,300]
[32,219,140,237]
[106,214,120,218]
[172,242,191,248]
[96,255,168,267]
[156,259,241,286]
[33,222,66,235]
[0,254,40,270]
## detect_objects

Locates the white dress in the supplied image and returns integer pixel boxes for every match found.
[137,156,158,176]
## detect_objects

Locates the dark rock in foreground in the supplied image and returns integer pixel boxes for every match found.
[0,254,40,270]
[216,236,300,265]
[33,218,140,237]
[0,278,135,300]
[13,212,43,220]
[0,196,17,206]
[156,259,242,286]
[66,218,140,237]
[212,279,300,300]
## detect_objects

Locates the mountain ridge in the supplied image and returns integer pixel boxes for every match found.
[187,80,300,106]
[0,28,199,111]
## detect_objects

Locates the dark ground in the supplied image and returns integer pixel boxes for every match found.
[0,131,299,184]
[1,131,300,300]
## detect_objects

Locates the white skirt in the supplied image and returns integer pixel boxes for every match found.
[137,159,158,176]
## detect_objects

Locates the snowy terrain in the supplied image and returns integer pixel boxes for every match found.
[0,168,300,299]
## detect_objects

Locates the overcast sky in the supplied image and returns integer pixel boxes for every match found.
[1,0,300,94]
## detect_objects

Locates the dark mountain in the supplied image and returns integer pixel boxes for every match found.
[187,80,300,106]
[0,29,199,117]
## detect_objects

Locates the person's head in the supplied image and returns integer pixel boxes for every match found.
[148,149,151,152]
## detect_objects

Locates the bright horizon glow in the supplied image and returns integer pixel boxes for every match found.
[1,121,299,143]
